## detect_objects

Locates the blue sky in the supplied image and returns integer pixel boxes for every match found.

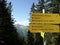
[7,0,38,26]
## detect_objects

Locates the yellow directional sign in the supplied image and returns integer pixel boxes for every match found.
[29,25,59,32]
[31,13,60,24]
[29,13,60,32]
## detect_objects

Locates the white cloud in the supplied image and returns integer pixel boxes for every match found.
[14,20,29,26]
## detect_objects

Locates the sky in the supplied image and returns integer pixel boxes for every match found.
[7,0,38,26]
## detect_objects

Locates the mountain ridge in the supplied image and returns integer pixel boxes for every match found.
[14,24,28,38]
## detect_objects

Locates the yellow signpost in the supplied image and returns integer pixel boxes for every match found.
[29,13,60,32]
[29,25,59,32]
[31,13,60,24]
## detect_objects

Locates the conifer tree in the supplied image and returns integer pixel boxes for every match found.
[0,0,19,45]
[36,0,44,12]
[44,0,60,45]
[27,2,36,45]
[52,0,59,13]
[45,0,60,13]
[31,3,36,12]
[28,0,44,45]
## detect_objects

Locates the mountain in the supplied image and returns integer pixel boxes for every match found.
[14,24,28,38]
